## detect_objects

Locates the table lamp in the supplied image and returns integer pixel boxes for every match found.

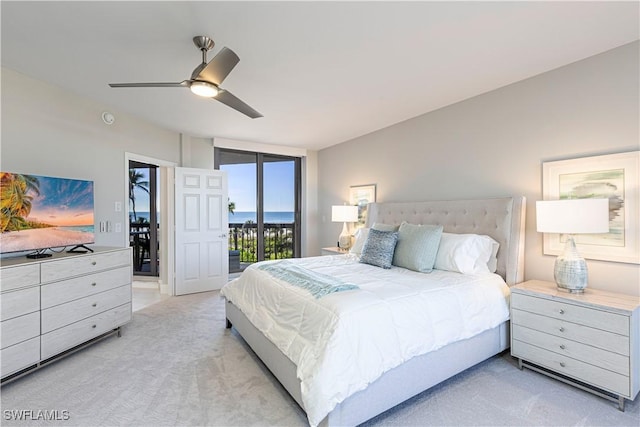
[536,198,609,293]
[332,205,359,250]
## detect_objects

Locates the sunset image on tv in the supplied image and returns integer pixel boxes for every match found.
[0,172,94,254]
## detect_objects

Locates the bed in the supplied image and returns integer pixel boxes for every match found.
[222,196,526,426]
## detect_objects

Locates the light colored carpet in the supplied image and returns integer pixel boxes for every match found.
[1,291,638,426]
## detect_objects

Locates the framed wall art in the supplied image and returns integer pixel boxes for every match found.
[542,151,639,264]
[349,184,376,227]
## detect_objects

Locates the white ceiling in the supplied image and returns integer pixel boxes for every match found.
[1,1,638,150]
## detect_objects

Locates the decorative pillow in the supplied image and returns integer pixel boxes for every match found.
[359,229,399,269]
[372,222,399,232]
[392,222,443,273]
[435,233,498,275]
[349,227,370,256]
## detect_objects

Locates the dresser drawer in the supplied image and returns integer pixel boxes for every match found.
[512,309,629,356]
[0,287,40,321]
[512,325,628,376]
[42,285,131,333]
[41,249,131,283]
[41,303,131,360]
[0,264,40,292]
[1,311,40,349]
[512,293,628,336]
[513,340,630,397]
[1,337,40,378]
[41,266,131,309]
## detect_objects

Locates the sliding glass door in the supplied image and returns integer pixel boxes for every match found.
[215,148,301,272]
[129,160,159,276]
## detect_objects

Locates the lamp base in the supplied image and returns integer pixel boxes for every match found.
[338,222,351,250]
[553,235,588,293]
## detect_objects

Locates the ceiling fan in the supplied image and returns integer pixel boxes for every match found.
[109,36,262,119]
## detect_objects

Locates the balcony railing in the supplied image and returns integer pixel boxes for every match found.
[228,222,295,269]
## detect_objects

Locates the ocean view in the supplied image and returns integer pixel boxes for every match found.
[229,211,294,224]
[132,211,294,224]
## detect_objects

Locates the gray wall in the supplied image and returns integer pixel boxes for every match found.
[318,41,640,296]
[1,68,182,248]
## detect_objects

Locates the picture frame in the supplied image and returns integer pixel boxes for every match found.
[542,151,640,264]
[349,184,376,227]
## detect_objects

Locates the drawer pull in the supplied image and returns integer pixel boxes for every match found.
[559,309,564,314]
[559,362,566,367]
[92,324,97,328]
[91,282,97,287]
[559,327,565,332]
[92,303,97,307]
[560,344,565,350]
[92,261,97,266]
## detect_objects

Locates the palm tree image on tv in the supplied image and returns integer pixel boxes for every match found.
[0,172,44,232]
[0,172,94,254]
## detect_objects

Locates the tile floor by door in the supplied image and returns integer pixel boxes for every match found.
[132,277,169,312]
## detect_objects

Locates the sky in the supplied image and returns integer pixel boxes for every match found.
[28,175,94,226]
[129,160,295,215]
[223,160,295,212]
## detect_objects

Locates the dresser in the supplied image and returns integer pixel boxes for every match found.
[511,280,639,411]
[0,247,132,383]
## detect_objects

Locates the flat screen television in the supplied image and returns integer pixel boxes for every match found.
[1,172,95,257]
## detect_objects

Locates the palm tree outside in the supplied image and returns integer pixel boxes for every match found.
[129,169,150,222]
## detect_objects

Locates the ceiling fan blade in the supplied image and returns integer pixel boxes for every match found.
[215,90,262,119]
[109,81,189,88]
[195,47,240,85]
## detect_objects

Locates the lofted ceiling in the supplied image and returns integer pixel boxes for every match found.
[1,1,638,151]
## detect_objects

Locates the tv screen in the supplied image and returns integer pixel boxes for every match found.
[0,172,95,255]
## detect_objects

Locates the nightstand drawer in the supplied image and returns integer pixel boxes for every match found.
[512,309,629,356]
[512,293,628,335]
[512,325,628,376]
[512,340,630,397]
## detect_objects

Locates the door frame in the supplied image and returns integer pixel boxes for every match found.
[124,153,177,295]
[214,147,302,262]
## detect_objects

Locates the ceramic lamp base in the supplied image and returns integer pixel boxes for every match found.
[554,235,588,293]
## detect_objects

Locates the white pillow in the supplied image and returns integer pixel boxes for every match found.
[487,239,500,273]
[349,228,370,256]
[434,233,499,275]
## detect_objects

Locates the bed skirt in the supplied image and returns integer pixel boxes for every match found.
[225,299,510,426]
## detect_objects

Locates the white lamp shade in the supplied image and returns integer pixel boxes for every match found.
[536,199,610,234]
[331,205,358,222]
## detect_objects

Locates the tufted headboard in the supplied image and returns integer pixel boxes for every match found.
[365,196,526,286]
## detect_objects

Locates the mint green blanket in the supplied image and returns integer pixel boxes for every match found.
[257,261,359,298]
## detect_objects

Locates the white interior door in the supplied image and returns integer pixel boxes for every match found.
[174,167,228,295]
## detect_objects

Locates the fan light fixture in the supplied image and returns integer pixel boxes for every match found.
[190,81,219,97]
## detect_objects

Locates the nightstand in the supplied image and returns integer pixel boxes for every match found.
[321,247,348,256]
[511,280,639,411]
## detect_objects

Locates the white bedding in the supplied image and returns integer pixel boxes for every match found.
[221,254,511,426]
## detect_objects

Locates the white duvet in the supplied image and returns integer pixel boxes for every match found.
[220,254,510,426]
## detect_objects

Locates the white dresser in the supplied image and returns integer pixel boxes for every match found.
[511,280,640,411]
[1,247,132,382]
